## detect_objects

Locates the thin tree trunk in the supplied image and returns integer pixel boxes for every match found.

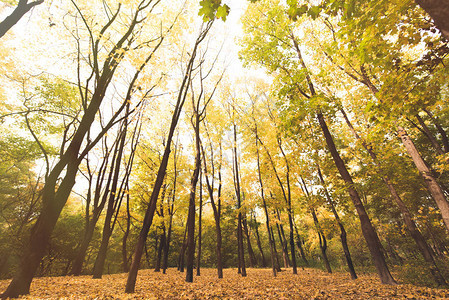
[317,165,357,279]
[252,212,267,267]
[93,114,129,279]
[233,121,246,277]
[243,213,257,268]
[178,225,187,272]
[271,226,282,272]
[341,108,445,283]
[317,112,396,284]
[415,114,445,155]
[424,108,449,153]
[312,209,332,273]
[122,191,131,273]
[254,123,276,275]
[294,224,308,266]
[196,172,203,276]
[125,23,213,293]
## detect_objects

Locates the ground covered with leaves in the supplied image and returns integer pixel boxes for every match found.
[1,268,449,299]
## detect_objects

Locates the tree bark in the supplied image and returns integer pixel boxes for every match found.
[243,213,257,268]
[317,165,357,279]
[0,0,44,39]
[398,126,449,233]
[415,0,449,40]
[423,108,449,153]
[125,22,213,293]
[196,173,203,276]
[233,121,246,277]
[252,213,267,267]
[317,112,396,284]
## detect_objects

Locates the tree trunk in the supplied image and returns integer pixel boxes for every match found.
[271,226,282,272]
[294,224,309,266]
[415,114,445,155]
[341,108,448,282]
[316,165,357,278]
[125,22,212,292]
[243,213,257,268]
[122,192,131,273]
[196,173,203,276]
[253,213,267,268]
[398,126,449,233]
[233,121,246,277]
[0,0,44,39]
[255,125,276,275]
[415,0,449,40]
[92,118,128,279]
[311,209,332,273]
[317,112,396,284]
[424,109,449,152]
[154,231,165,272]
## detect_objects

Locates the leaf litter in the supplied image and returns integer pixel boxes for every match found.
[1,268,448,299]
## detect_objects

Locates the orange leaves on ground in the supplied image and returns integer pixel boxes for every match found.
[1,268,448,299]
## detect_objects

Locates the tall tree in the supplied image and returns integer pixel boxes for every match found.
[1,1,163,296]
[125,21,213,293]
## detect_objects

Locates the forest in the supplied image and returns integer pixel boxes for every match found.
[0,0,449,298]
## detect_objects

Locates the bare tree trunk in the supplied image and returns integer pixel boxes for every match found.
[317,165,357,279]
[243,213,257,268]
[254,123,276,275]
[196,173,203,276]
[0,0,44,39]
[125,22,213,293]
[341,108,445,283]
[317,112,396,284]
[178,225,187,272]
[233,121,246,277]
[398,126,449,233]
[424,109,449,152]
[294,224,308,266]
[252,212,267,267]
[270,226,282,272]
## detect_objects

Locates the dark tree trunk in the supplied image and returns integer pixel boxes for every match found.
[122,192,131,273]
[316,165,357,279]
[196,173,203,276]
[178,225,188,272]
[243,213,257,268]
[93,115,128,279]
[294,225,308,266]
[415,0,449,40]
[317,112,396,284]
[254,124,276,275]
[125,23,213,293]
[252,213,267,267]
[0,0,44,39]
[155,231,165,272]
[233,121,246,277]
[270,226,282,272]
[202,137,223,278]
[424,108,449,152]
[311,209,332,273]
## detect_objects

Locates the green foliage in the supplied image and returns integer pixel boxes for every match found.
[199,0,230,22]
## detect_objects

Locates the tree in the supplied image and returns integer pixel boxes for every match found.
[125,21,214,293]
[1,0,165,296]
[0,0,44,39]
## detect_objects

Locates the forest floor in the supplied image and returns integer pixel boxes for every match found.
[1,268,449,299]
